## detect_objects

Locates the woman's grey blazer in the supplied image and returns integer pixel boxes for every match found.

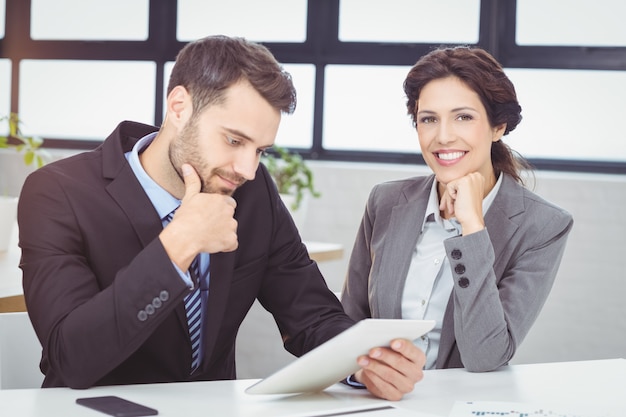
[341,174,573,371]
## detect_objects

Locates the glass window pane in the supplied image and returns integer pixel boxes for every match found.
[274,64,315,148]
[177,0,307,42]
[19,60,156,140]
[31,0,149,40]
[0,59,10,134]
[339,0,479,43]
[323,65,417,153]
[505,68,626,162]
[163,62,175,119]
[0,0,5,38]
[517,0,626,47]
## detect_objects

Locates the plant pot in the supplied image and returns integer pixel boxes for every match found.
[0,196,18,252]
[279,193,309,233]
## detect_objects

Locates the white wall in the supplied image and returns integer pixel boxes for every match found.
[2,150,625,378]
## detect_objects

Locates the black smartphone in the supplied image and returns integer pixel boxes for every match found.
[76,396,158,417]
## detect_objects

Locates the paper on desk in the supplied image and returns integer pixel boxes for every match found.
[290,404,439,417]
[450,401,612,417]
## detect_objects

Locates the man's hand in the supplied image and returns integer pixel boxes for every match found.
[354,339,426,401]
[160,164,238,271]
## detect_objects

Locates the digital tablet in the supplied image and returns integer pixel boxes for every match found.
[245,319,435,395]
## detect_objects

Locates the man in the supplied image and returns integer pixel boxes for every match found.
[18,35,424,400]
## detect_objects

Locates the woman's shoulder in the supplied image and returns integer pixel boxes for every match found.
[500,174,573,229]
[370,174,434,198]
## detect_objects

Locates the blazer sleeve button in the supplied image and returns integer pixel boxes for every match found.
[458,277,470,288]
[137,310,148,322]
[159,290,170,302]
[451,249,462,260]
[152,297,162,309]
[145,304,155,315]
[454,263,466,275]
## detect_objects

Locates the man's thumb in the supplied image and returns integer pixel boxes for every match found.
[182,163,201,199]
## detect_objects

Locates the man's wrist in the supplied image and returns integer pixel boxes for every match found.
[343,373,366,389]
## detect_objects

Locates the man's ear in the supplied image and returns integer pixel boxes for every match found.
[166,85,193,129]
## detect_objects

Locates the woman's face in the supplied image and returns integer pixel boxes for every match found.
[415,76,505,187]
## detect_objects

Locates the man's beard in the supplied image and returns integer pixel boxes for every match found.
[169,117,246,195]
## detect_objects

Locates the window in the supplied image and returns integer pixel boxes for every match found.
[323,65,415,152]
[31,0,149,41]
[1,1,625,173]
[274,64,315,148]
[0,0,5,38]
[516,0,626,47]
[177,0,307,42]
[505,68,626,162]
[19,60,155,140]
[339,0,480,44]
[0,59,10,134]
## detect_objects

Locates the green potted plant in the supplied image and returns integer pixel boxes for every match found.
[0,112,47,251]
[0,112,46,169]
[262,145,320,212]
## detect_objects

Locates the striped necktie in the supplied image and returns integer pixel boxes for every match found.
[164,210,205,373]
[186,260,203,373]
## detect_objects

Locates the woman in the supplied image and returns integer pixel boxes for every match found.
[341,46,573,372]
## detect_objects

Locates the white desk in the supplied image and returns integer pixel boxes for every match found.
[1,359,624,416]
[304,241,344,263]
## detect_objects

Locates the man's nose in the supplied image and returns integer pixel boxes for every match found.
[234,151,259,181]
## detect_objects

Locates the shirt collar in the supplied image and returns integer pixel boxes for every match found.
[422,174,503,233]
[125,132,181,220]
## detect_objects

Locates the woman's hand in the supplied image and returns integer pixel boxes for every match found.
[438,172,487,235]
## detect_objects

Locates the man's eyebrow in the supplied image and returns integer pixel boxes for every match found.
[223,127,274,149]
[223,127,254,142]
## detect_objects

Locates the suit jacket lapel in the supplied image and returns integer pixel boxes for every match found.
[374,177,433,319]
[102,122,163,249]
[484,175,523,265]
[100,122,192,329]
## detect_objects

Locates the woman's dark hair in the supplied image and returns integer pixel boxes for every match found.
[403,46,531,183]
[168,35,296,116]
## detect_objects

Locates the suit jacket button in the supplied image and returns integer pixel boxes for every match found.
[454,263,466,275]
[159,290,169,302]
[451,249,462,260]
[137,310,148,321]
[458,277,470,288]
[145,304,155,315]
[152,297,162,309]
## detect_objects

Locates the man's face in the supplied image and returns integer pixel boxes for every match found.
[169,81,281,195]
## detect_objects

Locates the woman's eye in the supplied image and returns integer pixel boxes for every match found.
[419,116,436,124]
[457,114,473,121]
[257,148,269,156]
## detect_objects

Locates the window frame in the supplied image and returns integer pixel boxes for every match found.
[1,0,625,173]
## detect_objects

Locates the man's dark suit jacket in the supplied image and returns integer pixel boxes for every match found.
[18,121,354,388]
